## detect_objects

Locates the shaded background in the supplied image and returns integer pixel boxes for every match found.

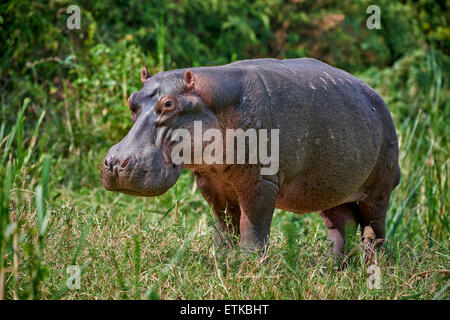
[1,0,448,145]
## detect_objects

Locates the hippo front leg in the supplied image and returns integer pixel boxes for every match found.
[232,174,278,252]
[212,204,241,250]
[194,172,241,251]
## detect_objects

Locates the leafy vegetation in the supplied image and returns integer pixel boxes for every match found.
[0,0,448,299]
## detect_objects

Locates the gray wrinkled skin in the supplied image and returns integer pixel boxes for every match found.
[102,58,401,255]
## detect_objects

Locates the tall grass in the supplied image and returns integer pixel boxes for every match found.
[0,98,50,299]
[376,49,450,243]
[157,13,166,72]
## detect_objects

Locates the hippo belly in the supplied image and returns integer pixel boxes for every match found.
[275,120,379,214]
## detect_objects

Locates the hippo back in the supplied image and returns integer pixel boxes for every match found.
[227,58,394,210]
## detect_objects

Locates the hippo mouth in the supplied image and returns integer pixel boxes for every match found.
[102,141,183,197]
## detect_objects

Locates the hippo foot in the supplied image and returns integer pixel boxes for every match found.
[213,231,239,260]
[362,226,385,265]
[238,241,269,257]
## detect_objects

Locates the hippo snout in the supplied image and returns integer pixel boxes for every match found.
[101,144,183,197]
[104,155,134,174]
[102,144,135,179]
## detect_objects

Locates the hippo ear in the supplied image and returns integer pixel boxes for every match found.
[141,67,151,83]
[183,70,195,90]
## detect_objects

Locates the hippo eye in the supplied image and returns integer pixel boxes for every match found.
[156,96,176,115]
[162,98,175,111]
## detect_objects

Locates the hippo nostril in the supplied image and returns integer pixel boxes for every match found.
[121,157,131,168]
[104,157,116,171]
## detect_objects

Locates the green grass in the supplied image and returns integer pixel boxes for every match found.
[6,180,449,299]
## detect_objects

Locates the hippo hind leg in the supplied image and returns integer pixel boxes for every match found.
[320,203,361,255]
[353,160,400,262]
[358,161,400,244]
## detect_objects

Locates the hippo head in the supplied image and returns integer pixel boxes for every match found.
[102,67,218,197]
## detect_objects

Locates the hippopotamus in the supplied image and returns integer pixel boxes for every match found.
[102,58,400,255]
